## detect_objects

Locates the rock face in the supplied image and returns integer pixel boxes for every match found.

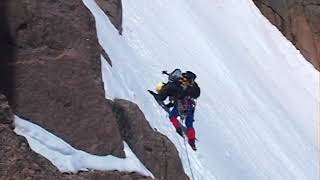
[253,0,320,71]
[0,95,153,180]
[113,99,189,180]
[0,0,124,156]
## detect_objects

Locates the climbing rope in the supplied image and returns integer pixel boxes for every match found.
[170,98,197,179]
[179,116,195,180]
[183,135,195,180]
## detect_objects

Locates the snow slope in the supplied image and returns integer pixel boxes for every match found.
[82,0,319,179]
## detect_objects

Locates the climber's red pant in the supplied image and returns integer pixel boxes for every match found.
[170,117,196,140]
[187,128,196,140]
[170,117,180,129]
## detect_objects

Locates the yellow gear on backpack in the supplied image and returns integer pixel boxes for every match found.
[156,82,165,93]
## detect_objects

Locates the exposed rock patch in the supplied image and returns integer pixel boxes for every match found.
[0,94,13,125]
[96,0,123,34]
[254,0,320,71]
[113,99,189,180]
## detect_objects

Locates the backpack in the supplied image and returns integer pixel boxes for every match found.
[168,68,182,82]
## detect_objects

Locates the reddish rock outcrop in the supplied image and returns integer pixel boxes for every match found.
[0,0,124,156]
[113,99,189,180]
[0,94,153,180]
[1,125,152,180]
[253,0,320,71]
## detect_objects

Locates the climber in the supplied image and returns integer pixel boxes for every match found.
[148,69,200,151]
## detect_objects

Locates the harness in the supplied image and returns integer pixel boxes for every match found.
[176,96,196,120]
